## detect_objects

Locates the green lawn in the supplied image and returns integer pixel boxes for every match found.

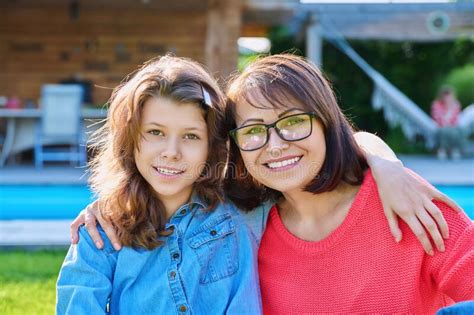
[0,249,67,315]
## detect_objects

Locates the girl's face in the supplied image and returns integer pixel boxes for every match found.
[134,96,208,203]
[233,93,326,194]
[441,92,454,104]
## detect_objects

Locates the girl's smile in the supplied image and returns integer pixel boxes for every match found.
[153,165,186,178]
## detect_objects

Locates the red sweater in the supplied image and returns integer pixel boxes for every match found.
[431,100,461,127]
[258,171,474,314]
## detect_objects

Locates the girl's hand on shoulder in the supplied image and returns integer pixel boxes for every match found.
[70,200,122,251]
[371,158,463,256]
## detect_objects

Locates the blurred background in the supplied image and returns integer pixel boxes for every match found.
[0,0,473,314]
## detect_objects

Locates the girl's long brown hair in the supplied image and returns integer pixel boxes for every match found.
[89,55,227,250]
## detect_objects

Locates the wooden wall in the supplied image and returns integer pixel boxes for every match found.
[206,0,242,81]
[0,1,242,106]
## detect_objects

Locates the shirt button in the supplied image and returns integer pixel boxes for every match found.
[179,305,187,312]
[210,230,217,236]
[180,209,187,215]
[172,253,180,260]
[169,271,176,279]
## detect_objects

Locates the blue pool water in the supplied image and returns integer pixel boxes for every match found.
[0,185,473,220]
[0,185,95,220]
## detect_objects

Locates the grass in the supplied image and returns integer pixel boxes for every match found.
[0,249,67,315]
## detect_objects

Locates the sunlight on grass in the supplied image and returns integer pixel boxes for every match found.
[0,250,67,315]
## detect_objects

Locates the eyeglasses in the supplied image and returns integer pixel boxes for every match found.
[229,112,317,151]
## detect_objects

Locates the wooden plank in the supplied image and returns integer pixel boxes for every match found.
[0,4,231,101]
[241,24,269,37]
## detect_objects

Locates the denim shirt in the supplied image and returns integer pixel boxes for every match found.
[56,198,262,315]
[239,200,272,245]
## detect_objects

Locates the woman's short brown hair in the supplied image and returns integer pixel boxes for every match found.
[89,55,227,249]
[224,54,367,210]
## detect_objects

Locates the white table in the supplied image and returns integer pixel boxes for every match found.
[0,108,107,166]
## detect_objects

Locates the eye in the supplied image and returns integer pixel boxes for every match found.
[283,116,305,127]
[147,129,164,136]
[184,133,200,140]
[243,126,266,135]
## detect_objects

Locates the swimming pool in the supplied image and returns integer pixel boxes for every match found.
[0,185,94,220]
[0,185,473,220]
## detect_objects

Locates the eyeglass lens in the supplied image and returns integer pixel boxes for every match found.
[235,113,312,151]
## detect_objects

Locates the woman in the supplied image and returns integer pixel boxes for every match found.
[225,54,473,313]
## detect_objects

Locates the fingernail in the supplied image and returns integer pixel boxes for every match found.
[395,235,401,243]
[428,249,434,256]
[444,232,449,239]
[113,243,121,250]
[439,244,445,252]
[96,241,103,249]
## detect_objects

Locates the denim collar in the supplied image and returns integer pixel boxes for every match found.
[167,192,207,223]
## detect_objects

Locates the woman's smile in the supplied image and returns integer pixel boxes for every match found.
[263,155,302,171]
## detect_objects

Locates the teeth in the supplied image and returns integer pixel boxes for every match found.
[267,157,300,169]
[156,168,183,175]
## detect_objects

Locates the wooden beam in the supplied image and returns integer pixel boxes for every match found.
[241,24,269,37]
[205,0,242,80]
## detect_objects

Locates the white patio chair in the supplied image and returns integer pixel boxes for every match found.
[34,84,86,168]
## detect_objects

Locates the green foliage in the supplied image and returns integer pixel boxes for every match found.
[268,26,305,56]
[237,26,305,72]
[238,54,261,72]
[443,63,474,107]
[266,26,474,152]
[383,126,430,154]
[0,249,67,315]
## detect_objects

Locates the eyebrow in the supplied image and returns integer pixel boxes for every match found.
[144,122,206,132]
[239,118,264,127]
[278,108,302,118]
[239,108,302,127]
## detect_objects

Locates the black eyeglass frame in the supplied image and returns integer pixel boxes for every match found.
[229,112,317,152]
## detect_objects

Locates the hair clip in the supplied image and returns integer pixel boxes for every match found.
[201,86,212,108]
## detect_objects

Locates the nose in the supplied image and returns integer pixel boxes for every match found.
[265,128,288,157]
[160,137,182,160]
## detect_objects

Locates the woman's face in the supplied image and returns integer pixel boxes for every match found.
[233,93,326,194]
[134,96,208,202]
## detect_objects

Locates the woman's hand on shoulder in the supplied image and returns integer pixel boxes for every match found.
[371,158,463,256]
[70,200,122,251]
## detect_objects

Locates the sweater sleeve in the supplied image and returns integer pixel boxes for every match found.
[428,202,474,301]
[56,226,117,315]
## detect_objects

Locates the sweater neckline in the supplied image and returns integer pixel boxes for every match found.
[268,170,372,254]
